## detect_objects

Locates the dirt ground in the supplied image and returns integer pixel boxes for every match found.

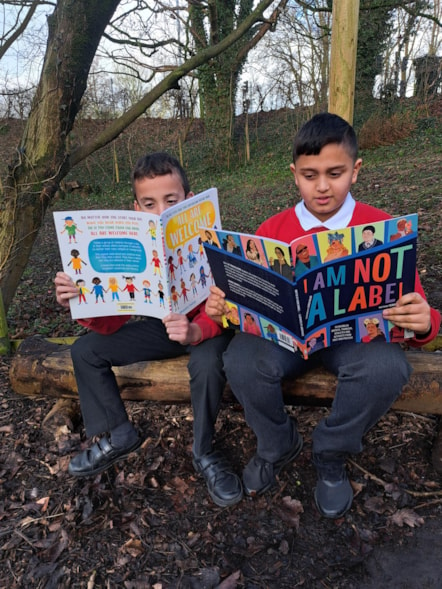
[1,354,442,588]
[1,214,442,588]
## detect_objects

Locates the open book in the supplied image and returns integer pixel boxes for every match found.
[201,214,417,358]
[53,187,221,319]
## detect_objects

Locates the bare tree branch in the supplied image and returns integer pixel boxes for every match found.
[0,0,40,60]
[70,0,275,166]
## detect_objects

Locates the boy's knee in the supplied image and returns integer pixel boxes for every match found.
[70,336,86,363]
[188,353,221,377]
[381,344,411,377]
[71,334,100,365]
[224,342,279,381]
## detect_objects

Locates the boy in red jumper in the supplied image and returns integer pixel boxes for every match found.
[206,113,441,518]
[55,153,241,507]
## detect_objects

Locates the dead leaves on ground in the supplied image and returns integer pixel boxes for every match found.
[1,374,442,587]
[275,496,304,530]
[388,508,425,528]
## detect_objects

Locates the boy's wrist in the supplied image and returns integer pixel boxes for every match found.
[189,323,202,345]
[415,322,432,338]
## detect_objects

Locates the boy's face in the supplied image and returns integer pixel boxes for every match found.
[290,143,362,223]
[133,172,193,215]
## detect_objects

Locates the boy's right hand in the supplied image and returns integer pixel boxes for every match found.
[205,285,227,324]
[54,271,77,308]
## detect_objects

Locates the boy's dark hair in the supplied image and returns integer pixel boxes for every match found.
[132,152,190,197]
[293,112,358,162]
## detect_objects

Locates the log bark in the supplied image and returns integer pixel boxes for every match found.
[9,336,442,415]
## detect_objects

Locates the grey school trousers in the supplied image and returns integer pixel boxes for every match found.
[70,318,234,456]
[222,333,412,462]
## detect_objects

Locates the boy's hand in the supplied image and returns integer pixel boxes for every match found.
[163,313,202,345]
[54,271,78,308]
[382,292,432,335]
[205,285,227,323]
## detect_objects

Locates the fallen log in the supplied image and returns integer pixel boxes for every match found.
[9,336,442,415]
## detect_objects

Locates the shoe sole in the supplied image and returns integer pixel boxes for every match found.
[244,434,304,496]
[68,438,142,478]
[208,487,244,508]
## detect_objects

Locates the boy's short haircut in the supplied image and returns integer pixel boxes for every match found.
[131,152,190,197]
[292,112,358,163]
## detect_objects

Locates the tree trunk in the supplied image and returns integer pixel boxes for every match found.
[328,0,359,123]
[189,0,257,167]
[0,0,121,311]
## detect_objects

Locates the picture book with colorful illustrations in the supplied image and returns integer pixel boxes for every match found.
[53,187,220,320]
[200,214,418,359]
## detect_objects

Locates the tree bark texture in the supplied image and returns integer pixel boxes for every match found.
[9,336,442,415]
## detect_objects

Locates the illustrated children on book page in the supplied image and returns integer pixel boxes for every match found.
[54,210,168,319]
[54,187,221,320]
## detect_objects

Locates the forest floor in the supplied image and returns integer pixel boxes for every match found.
[1,103,442,588]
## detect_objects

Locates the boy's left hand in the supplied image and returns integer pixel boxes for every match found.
[382,292,432,335]
[205,285,226,324]
[163,313,202,345]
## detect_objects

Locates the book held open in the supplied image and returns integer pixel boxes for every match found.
[201,214,417,358]
[53,187,220,319]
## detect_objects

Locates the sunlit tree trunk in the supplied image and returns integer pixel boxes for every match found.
[328,0,359,124]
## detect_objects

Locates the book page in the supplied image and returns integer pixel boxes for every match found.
[53,187,220,320]
[160,187,221,315]
[53,209,169,319]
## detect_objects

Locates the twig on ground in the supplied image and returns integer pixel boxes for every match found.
[349,458,442,498]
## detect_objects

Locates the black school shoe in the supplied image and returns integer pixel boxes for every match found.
[193,450,243,507]
[242,433,304,496]
[313,452,353,519]
[68,435,142,477]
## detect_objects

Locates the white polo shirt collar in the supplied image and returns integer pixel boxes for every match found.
[295,193,356,231]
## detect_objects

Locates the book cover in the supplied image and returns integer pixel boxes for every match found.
[53,187,221,319]
[200,215,417,358]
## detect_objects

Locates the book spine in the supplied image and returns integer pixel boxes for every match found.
[159,218,172,313]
